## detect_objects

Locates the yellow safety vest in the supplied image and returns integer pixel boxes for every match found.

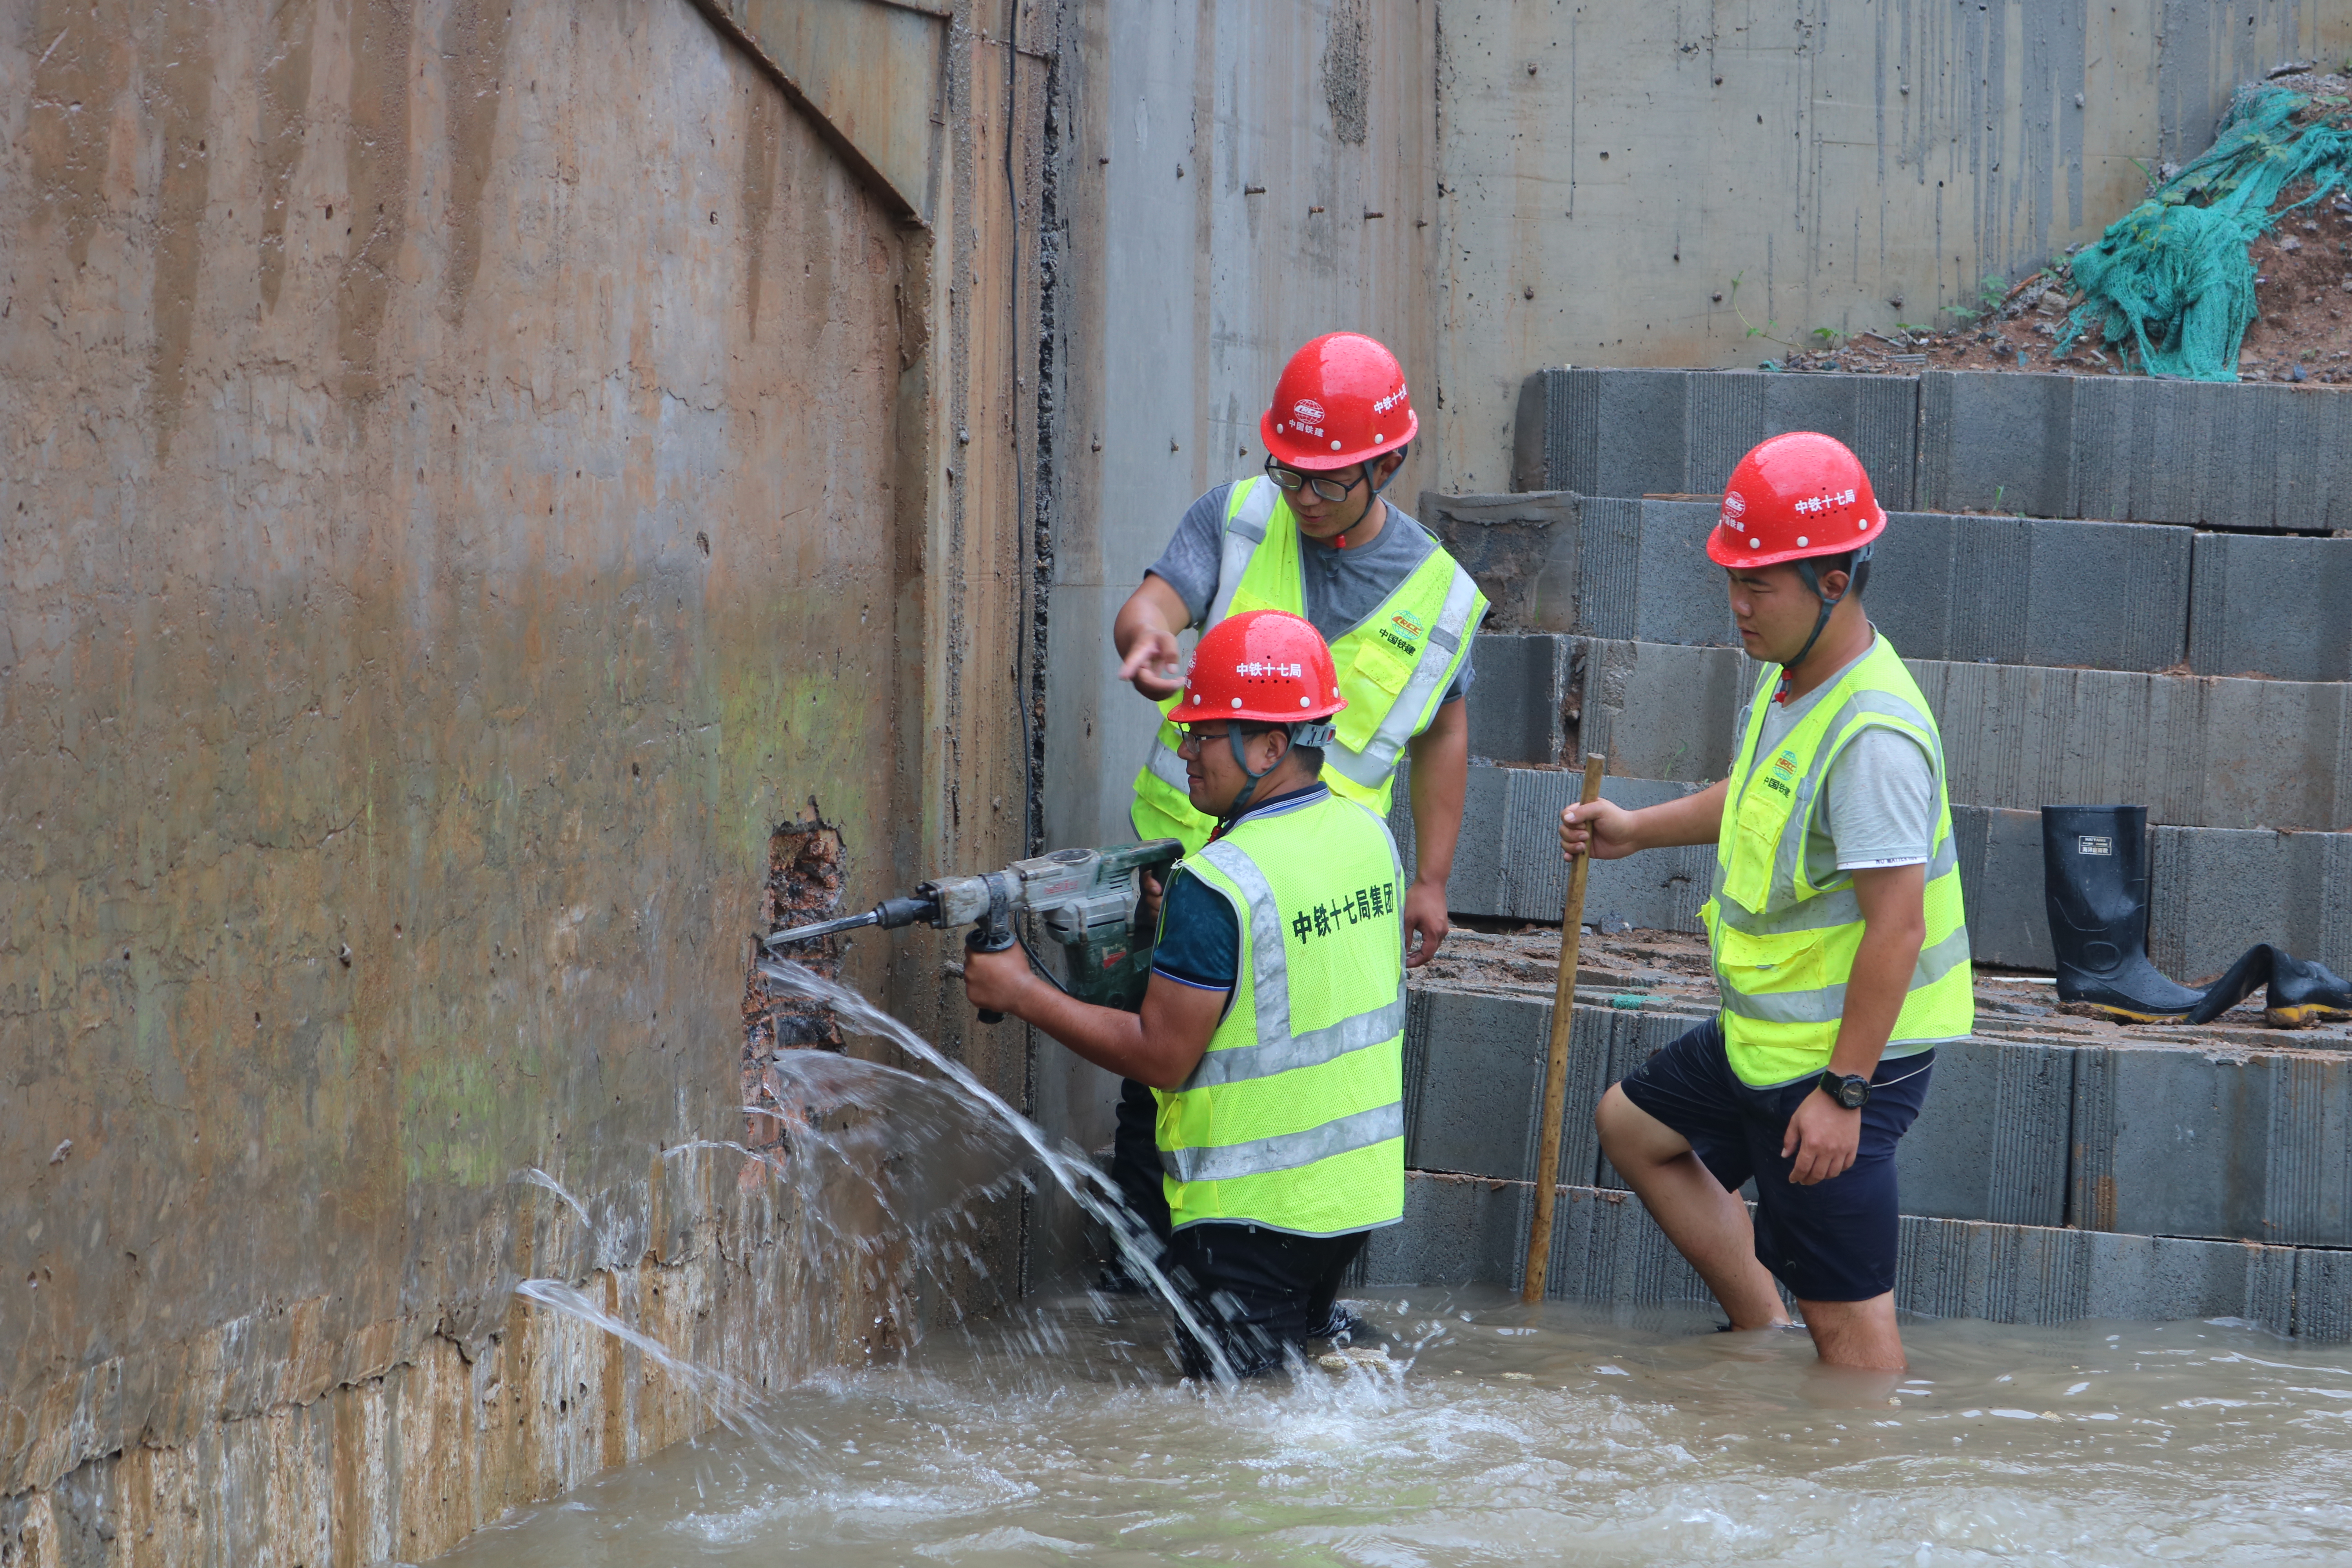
[1131,477,1489,853]
[1701,634,1975,1087]
[1156,789,1408,1236]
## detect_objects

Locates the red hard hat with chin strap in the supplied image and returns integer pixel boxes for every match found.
[1175,610,1345,820]
[1710,432,1887,703]
[1708,430,1886,566]
[1260,332,1418,470]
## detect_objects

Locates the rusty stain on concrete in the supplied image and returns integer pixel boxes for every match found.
[338,0,416,401]
[438,0,515,325]
[258,0,320,315]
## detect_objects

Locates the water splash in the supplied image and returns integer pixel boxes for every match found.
[755,958,1238,1383]
[513,1279,818,1473]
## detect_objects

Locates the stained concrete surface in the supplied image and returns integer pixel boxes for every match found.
[2,0,1051,1558]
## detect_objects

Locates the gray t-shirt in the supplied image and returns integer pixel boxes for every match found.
[1743,634,1936,886]
[1145,482,1473,703]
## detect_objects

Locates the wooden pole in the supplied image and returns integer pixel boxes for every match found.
[1523,753,1608,1304]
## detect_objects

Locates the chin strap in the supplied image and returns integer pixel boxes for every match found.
[1220,726,1289,823]
[1215,719,1339,829]
[1775,544,1873,704]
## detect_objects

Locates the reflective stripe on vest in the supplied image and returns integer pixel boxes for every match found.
[1701,634,1975,1087]
[1153,791,1408,1236]
[1130,477,1487,852]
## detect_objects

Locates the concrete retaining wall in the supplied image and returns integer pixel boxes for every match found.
[2,0,1048,1557]
[1361,1170,2334,1338]
[1515,367,2352,534]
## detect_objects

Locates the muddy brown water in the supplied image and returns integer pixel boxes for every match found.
[431,1288,2352,1566]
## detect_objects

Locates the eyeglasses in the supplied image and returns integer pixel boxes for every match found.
[1263,454,1368,505]
[1173,725,1236,755]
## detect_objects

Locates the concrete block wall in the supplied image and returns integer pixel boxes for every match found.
[1463,633,2352,834]
[1361,1170,2332,1339]
[1404,983,2352,1254]
[1516,366,2352,533]
[1416,781,2352,979]
[1429,493,2352,684]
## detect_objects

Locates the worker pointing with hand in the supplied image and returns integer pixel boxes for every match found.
[1560,432,1971,1372]
[967,612,1407,1377]
[1105,334,1487,1263]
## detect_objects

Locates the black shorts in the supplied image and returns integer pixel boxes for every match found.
[1616,1020,1934,1303]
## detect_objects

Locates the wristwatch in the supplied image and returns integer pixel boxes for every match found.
[1818,1070,1872,1110]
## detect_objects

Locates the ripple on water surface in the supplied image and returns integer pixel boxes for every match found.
[428,1289,2352,1566]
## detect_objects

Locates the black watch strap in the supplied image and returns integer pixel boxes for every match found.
[1819,1070,1871,1109]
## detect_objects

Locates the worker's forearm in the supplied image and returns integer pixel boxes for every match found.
[1626,778,1729,851]
[1405,712,1470,887]
[999,979,1203,1089]
[1826,916,1927,1078]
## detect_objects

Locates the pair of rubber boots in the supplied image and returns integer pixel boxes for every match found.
[2042,805,2352,1029]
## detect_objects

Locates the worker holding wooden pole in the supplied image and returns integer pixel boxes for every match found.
[1556,433,1970,1371]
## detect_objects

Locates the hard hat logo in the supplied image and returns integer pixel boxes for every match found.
[1260,332,1419,469]
[1722,490,1748,521]
[1177,610,1348,725]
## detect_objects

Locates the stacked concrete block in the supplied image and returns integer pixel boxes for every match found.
[1947,805,2055,970]
[2187,532,2352,684]
[1889,1037,2074,1227]
[1404,987,1704,1190]
[2063,375,2352,532]
[2067,1045,2352,1246]
[1895,1217,2299,1334]
[1512,368,1919,509]
[1913,370,2080,519]
[1869,510,2192,673]
[1916,658,2352,833]
[1459,628,1575,765]
[1412,491,1582,636]
[2148,825,2352,982]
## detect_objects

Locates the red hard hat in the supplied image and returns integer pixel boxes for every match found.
[1177,610,1347,724]
[1259,332,1418,470]
[1707,431,1887,568]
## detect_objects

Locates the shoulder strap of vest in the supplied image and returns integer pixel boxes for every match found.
[1205,478,1281,628]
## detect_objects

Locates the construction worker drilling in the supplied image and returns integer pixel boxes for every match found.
[965,612,1408,1377]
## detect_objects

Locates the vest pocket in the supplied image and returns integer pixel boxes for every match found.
[1333,637,1413,750]
[1715,922,1834,996]
[1719,785,1790,910]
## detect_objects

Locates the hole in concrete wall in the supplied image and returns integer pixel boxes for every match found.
[740,813,846,1172]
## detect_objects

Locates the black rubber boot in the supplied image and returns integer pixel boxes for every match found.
[2042,805,2205,1022]
[2266,948,2352,1029]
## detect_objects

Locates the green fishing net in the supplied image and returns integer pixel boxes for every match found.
[2059,86,2352,380]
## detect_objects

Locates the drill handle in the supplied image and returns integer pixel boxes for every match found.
[967,883,1019,1024]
